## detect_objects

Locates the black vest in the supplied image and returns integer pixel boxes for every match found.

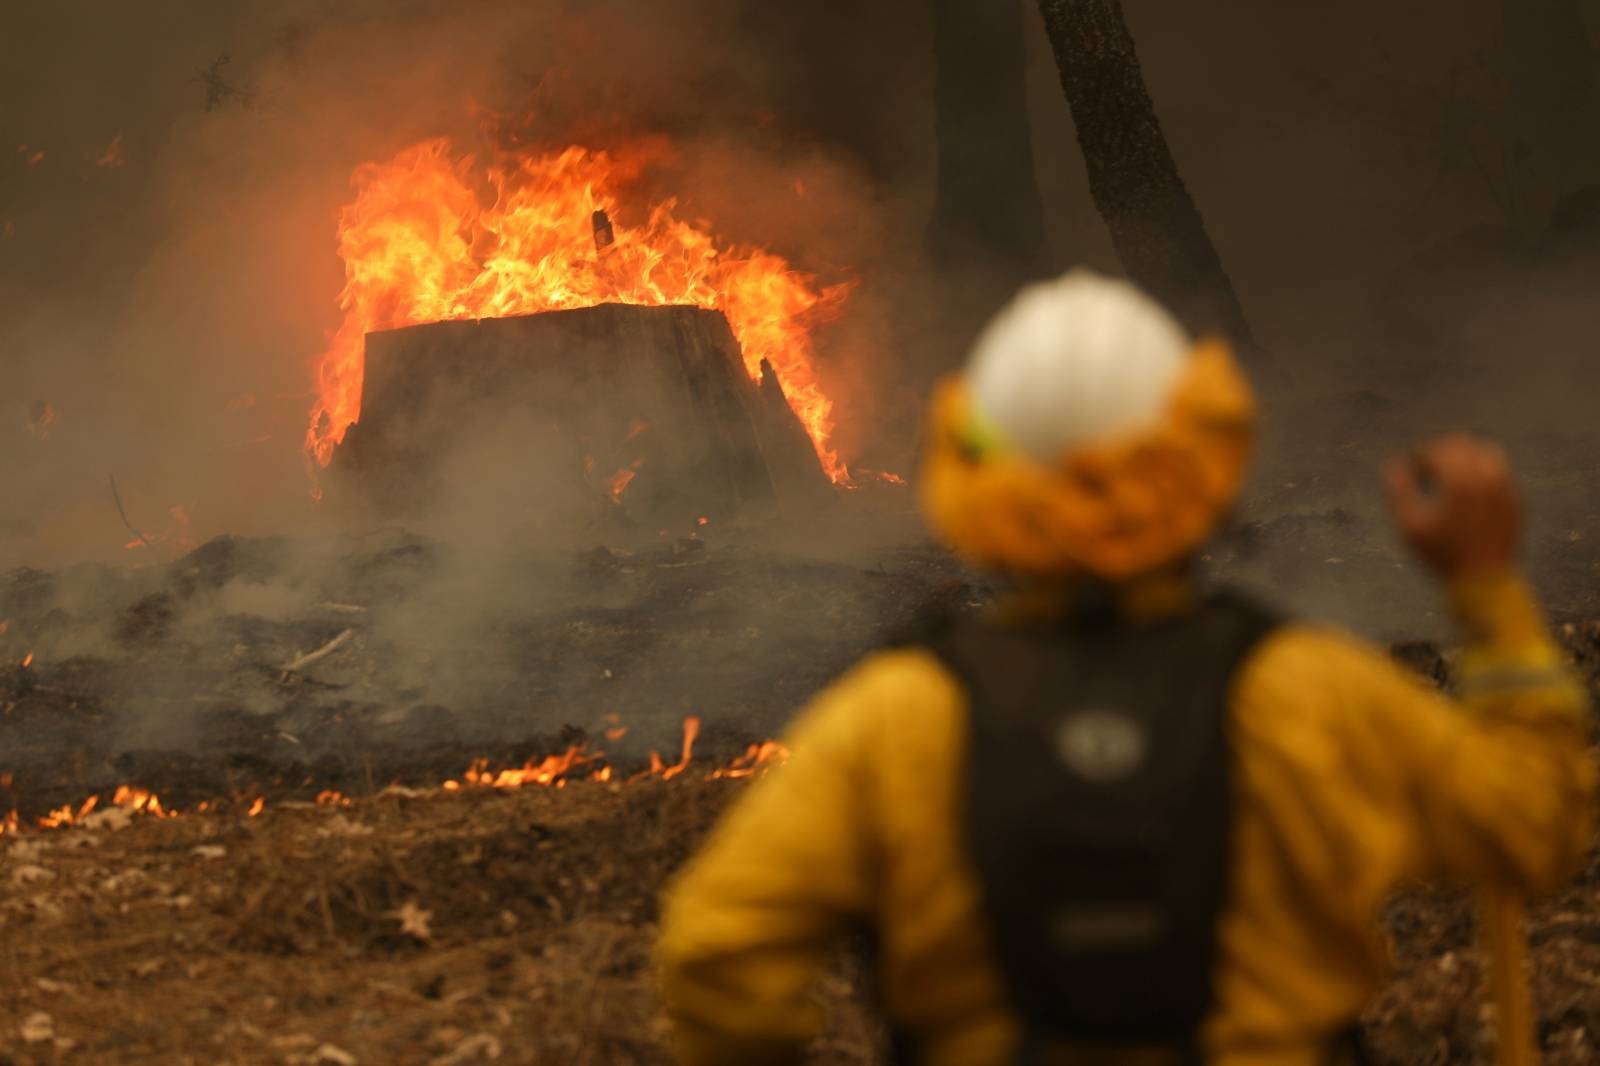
[918,592,1280,1059]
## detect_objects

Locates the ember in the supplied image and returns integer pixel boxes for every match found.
[93,134,125,169]
[26,400,56,440]
[608,460,644,502]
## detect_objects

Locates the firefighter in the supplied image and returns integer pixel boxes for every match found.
[655,270,1594,1065]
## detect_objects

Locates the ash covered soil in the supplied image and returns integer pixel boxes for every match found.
[0,533,1598,1064]
[0,530,980,819]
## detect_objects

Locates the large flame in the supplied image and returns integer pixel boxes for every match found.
[307,137,851,482]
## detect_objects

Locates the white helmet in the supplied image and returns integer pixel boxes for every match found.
[966,270,1190,461]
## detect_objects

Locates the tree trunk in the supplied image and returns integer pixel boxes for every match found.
[930,0,1048,275]
[1035,0,1264,366]
[1502,0,1600,226]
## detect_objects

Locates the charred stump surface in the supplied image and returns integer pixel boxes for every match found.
[336,304,831,531]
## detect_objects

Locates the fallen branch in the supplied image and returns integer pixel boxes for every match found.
[108,475,153,550]
[312,603,368,615]
[280,630,354,675]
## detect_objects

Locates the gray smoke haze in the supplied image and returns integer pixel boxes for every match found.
[3,0,1600,642]
[0,0,916,571]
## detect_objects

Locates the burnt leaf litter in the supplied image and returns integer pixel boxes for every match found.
[0,536,1596,1063]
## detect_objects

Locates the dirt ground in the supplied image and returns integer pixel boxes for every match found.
[0,777,884,1065]
[0,764,1595,1066]
[2,541,1598,1064]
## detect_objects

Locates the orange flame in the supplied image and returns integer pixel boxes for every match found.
[26,785,172,832]
[712,740,791,779]
[609,459,644,502]
[463,746,590,789]
[94,134,125,169]
[0,718,783,839]
[117,501,197,559]
[660,715,701,781]
[37,795,95,829]
[27,401,56,441]
[111,785,168,817]
[306,138,851,483]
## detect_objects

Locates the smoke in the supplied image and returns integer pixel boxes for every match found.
[0,0,925,572]
[3,0,1599,636]
[0,1,944,782]
[5,0,1600,812]
[1022,0,1600,637]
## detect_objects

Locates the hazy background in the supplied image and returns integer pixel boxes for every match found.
[3,0,1599,636]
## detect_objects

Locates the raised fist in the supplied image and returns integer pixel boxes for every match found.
[1384,434,1521,581]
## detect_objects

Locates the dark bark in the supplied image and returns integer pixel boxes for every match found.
[930,0,1049,275]
[340,305,828,524]
[1035,0,1264,365]
[1503,0,1600,225]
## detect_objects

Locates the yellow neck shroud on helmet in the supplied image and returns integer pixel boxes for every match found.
[919,341,1256,582]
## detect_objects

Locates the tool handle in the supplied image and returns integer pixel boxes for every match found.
[1481,888,1538,1066]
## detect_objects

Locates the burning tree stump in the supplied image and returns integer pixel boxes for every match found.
[335,304,833,532]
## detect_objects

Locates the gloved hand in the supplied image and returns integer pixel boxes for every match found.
[1384,433,1522,581]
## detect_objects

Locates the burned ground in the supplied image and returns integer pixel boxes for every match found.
[0,752,1594,1065]
[0,531,977,821]
[1,538,1598,1064]
[0,780,884,1065]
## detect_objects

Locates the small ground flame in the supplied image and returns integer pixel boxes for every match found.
[0,718,786,839]
[609,459,645,502]
[26,400,56,441]
[94,134,125,169]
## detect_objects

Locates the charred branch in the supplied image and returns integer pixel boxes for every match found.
[196,55,255,112]
[109,475,153,550]
[280,629,355,677]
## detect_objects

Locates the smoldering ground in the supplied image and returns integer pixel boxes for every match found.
[0,520,976,816]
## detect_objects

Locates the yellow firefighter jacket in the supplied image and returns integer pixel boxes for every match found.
[656,572,1594,1066]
